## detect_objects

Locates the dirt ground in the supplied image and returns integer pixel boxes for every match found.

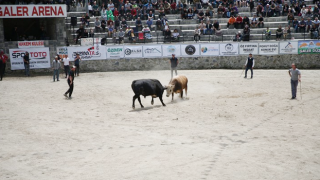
[0,69,320,180]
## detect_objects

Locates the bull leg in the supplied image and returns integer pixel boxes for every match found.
[132,95,137,109]
[185,85,188,97]
[138,96,144,108]
[172,93,174,101]
[159,96,166,106]
[181,90,183,99]
[151,97,154,105]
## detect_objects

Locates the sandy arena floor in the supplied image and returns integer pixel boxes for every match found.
[0,69,320,180]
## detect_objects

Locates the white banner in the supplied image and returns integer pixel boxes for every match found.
[279,41,298,54]
[162,44,181,57]
[259,42,279,55]
[219,43,239,56]
[56,47,68,59]
[0,5,67,18]
[180,44,200,57]
[18,41,44,48]
[239,43,259,55]
[143,45,162,58]
[124,46,143,58]
[68,46,106,60]
[200,44,219,56]
[106,46,124,59]
[9,48,50,70]
[81,38,101,46]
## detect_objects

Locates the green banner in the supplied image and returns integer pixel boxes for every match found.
[298,40,320,54]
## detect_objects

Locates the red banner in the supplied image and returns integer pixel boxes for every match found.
[0,5,67,18]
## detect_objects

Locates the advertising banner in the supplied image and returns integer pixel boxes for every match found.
[219,43,239,56]
[180,44,200,56]
[9,48,50,70]
[68,46,106,60]
[162,44,181,57]
[258,42,279,55]
[81,38,101,46]
[124,45,143,58]
[298,40,320,54]
[239,43,259,55]
[18,41,44,48]
[56,47,68,58]
[106,46,124,59]
[143,45,162,58]
[0,5,67,18]
[200,44,219,56]
[279,41,298,54]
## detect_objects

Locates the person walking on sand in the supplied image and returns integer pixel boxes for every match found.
[170,54,178,79]
[244,53,254,79]
[52,56,61,82]
[288,63,301,99]
[62,55,70,78]
[74,53,81,76]
[23,51,30,77]
[64,66,76,99]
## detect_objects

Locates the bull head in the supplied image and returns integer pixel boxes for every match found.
[165,85,174,97]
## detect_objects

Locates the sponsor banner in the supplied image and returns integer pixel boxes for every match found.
[143,45,162,58]
[162,44,181,57]
[81,38,101,46]
[180,44,200,56]
[200,44,219,56]
[298,40,320,54]
[68,46,106,60]
[258,42,279,55]
[106,46,124,59]
[239,43,259,55]
[219,43,239,56]
[0,5,67,18]
[56,47,68,59]
[9,48,50,70]
[124,46,143,58]
[18,41,44,48]
[279,41,298,54]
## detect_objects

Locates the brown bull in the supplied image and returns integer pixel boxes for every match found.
[165,75,188,101]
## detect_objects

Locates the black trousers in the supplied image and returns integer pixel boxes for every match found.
[65,79,74,97]
[245,67,253,78]
[0,61,3,80]
[75,64,79,76]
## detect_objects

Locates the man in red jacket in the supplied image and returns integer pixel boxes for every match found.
[0,50,8,81]
[235,14,243,29]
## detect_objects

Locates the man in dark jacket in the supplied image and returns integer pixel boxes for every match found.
[244,53,254,79]
[170,54,178,79]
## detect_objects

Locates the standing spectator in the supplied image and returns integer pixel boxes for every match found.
[52,56,60,82]
[74,53,81,76]
[23,51,30,77]
[276,25,283,40]
[170,54,178,79]
[235,14,243,29]
[62,55,70,78]
[194,26,201,41]
[95,17,101,32]
[288,63,301,99]
[64,66,76,99]
[0,50,8,81]
[227,15,236,29]
[244,53,254,79]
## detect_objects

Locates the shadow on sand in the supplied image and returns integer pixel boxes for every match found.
[129,105,163,112]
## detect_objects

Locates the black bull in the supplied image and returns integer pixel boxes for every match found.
[131,79,166,109]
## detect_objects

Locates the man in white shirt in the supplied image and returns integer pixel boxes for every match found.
[313,17,320,28]
[62,55,70,78]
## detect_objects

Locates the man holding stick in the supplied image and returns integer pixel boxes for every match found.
[244,53,254,79]
[289,63,301,99]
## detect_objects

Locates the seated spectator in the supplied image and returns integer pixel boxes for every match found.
[313,17,320,28]
[83,29,89,38]
[101,19,107,32]
[193,7,199,18]
[231,5,238,17]
[276,25,283,40]
[131,7,137,20]
[198,10,205,22]
[172,29,180,41]
[108,1,115,11]
[265,27,271,40]
[283,3,289,16]
[80,15,86,26]
[119,6,126,19]
[126,26,136,43]
[142,7,148,20]
[92,1,99,16]
[300,7,307,19]
[85,13,90,27]
[205,10,211,20]
[159,5,166,19]
[202,0,209,8]
[187,8,193,19]
[101,8,108,21]
[204,20,213,35]
[88,2,93,16]
[233,31,242,41]
[118,29,125,43]
[151,0,158,9]
[310,24,319,39]
[293,18,299,33]
[148,11,155,20]
[258,15,264,28]
[264,4,272,17]
[177,1,184,14]
[108,22,114,37]
[164,28,172,42]
[284,25,291,40]
[213,20,220,33]
[305,18,313,32]
[287,13,294,26]
[199,20,206,34]
[126,6,132,21]
[207,4,214,17]
[121,18,127,30]
[89,29,94,38]
[171,1,177,13]
[142,25,150,32]
[235,14,243,29]
[298,18,306,32]
[250,15,258,28]
[114,8,119,17]
[275,4,281,16]
[256,3,263,17]
[227,15,236,29]
[243,25,250,41]
[107,7,114,21]
[294,4,300,16]
[156,18,162,31]
[164,1,171,14]
[181,8,188,19]
[107,17,114,26]
[112,29,117,43]
[164,21,170,31]
[146,18,153,29]
[313,5,319,18]
[75,25,85,44]
[270,3,276,17]
[161,16,169,27]
[94,17,101,32]
[194,0,201,9]
[136,17,143,31]
[249,0,254,12]
[114,16,120,30]
[194,26,201,41]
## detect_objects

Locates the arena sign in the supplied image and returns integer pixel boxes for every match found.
[68,46,106,60]
[143,45,162,58]
[162,44,181,57]
[200,44,219,56]
[106,46,124,59]
[9,48,50,70]
[18,41,44,48]
[81,38,101,46]
[239,43,259,55]
[298,40,320,54]
[180,44,200,57]
[124,46,143,58]
[219,43,239,56]
[279,41,298,54]
[258,42,279,55]
[0,5,67,18]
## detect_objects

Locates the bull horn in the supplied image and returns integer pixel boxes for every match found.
[163,86,167,89]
